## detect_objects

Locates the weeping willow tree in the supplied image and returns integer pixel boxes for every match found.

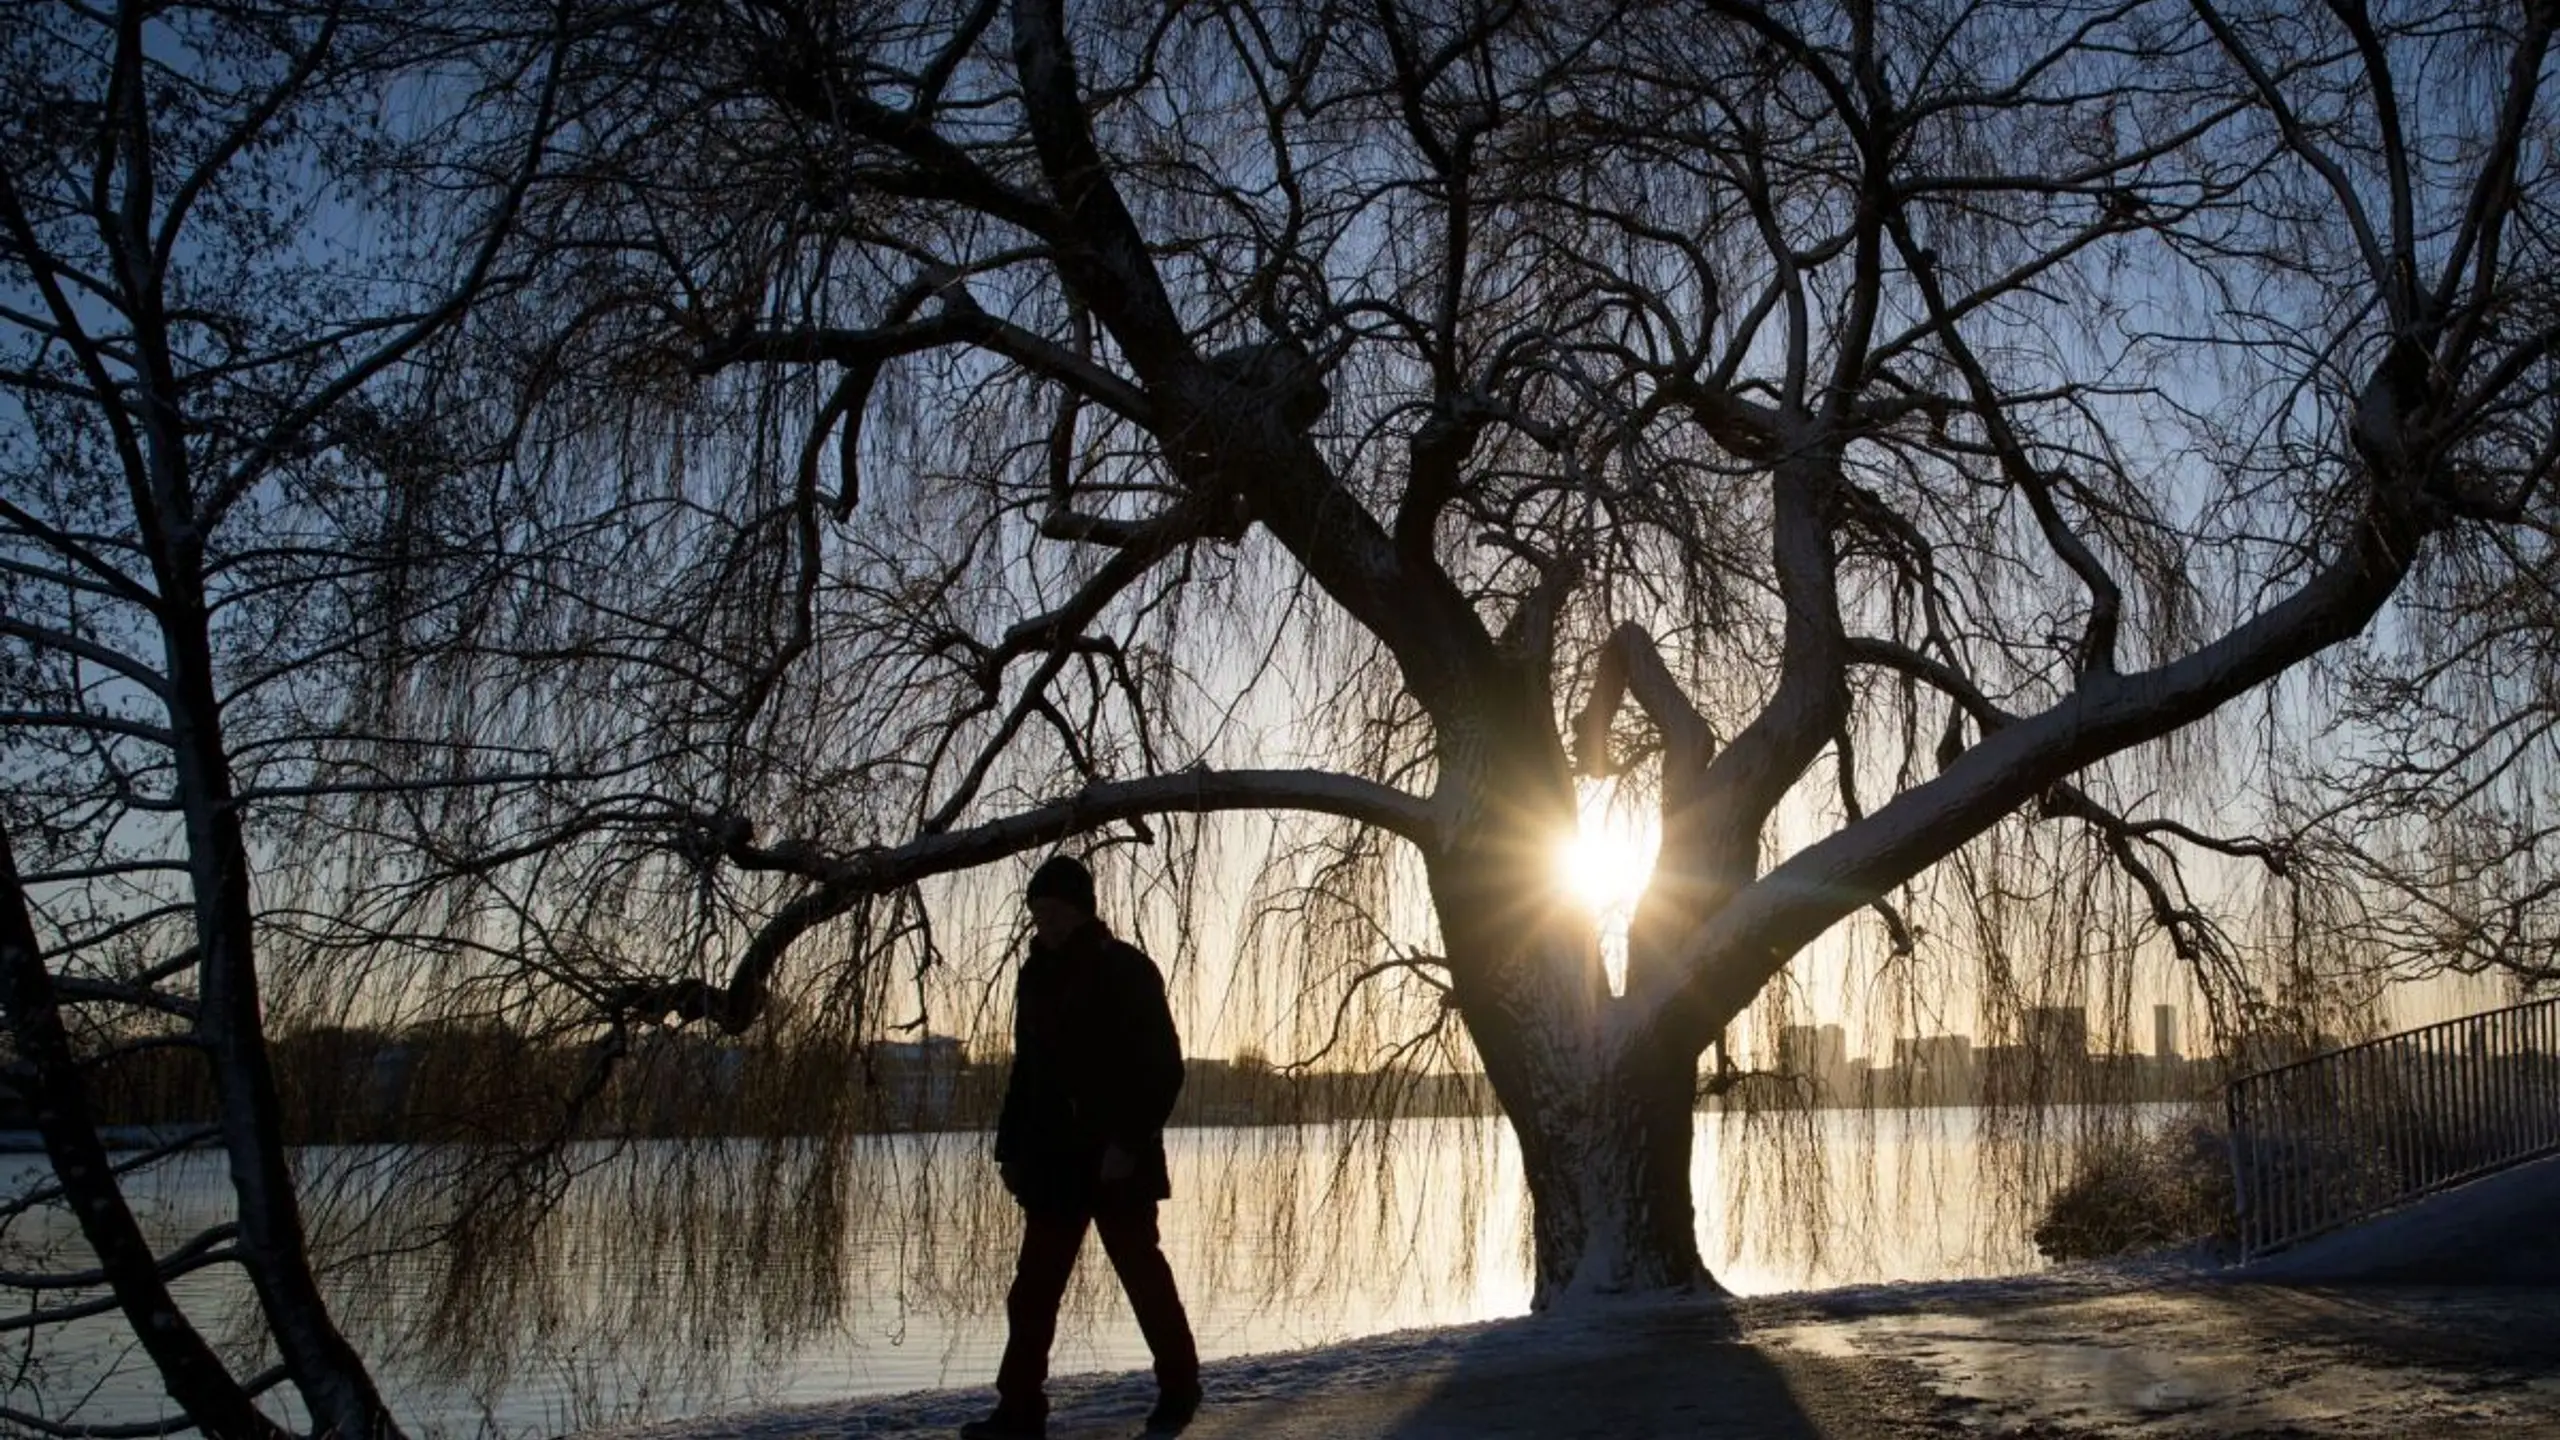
[9,0,2560,1432]
[424,0,2560,1304]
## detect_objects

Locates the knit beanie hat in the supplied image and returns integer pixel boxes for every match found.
[1024,855,1097,913]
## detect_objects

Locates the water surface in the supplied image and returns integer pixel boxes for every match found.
[6,1108,2099,1436]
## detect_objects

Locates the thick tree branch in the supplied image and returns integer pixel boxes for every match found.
[1007,0,1193,380]
[0,711,175,747]
[2185,0,2397,312]
[1572,623,1714,778]
[0,497,159,611]
[695,304,1154,426]
[920,508,1202,831]
[2436,12,2557,374]
[1689,447,1851,851]
[1884,215,2125,678]
[622,768,1438,1032]
[0,619,169,698]
[51,974,197,1021]
[1664,457,2441,1040]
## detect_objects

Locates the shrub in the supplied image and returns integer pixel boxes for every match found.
[2032,1120,2237,1262]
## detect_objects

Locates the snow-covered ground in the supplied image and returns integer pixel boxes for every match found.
[593,1256,2560,1438]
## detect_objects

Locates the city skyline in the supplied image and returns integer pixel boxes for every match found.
[1778,1002,2184,1074]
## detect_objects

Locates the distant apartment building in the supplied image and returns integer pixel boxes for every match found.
[1967,1003,2092,1105]
[1890,1034,1974,1105]
[1777,1023,1850,1100]
[872,1036,968,1128]
[2023,1005,2091,1062]
[2153,1003,2180,1062]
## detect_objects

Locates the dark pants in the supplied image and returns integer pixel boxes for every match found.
[994,1199,1199,1420]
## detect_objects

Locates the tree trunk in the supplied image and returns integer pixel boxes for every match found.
[0,831,292,1440]
[1504,1023,1712,1301]
[1433,681,1710,1301]
[1427,743,1714,1303]
[109,161,403,1424]
[159,586,404,1440]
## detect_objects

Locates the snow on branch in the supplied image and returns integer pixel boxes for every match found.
[1661,457,2441,1037]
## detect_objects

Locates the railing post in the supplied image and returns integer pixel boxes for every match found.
[2226,1080,2249,1259]
[2505,1010,2517,1150]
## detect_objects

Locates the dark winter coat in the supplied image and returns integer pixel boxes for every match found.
[993,918,1184,1213]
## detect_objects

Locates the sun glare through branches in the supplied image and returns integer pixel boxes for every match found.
[1562,790,1658,994]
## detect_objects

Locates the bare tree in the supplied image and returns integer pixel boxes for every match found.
[21,8,2560,1427]
[444,0,2560,1305]
[0,1,570,1432]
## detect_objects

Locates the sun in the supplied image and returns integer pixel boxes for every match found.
[1559,795,1658,916]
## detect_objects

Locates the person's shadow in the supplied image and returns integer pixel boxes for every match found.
[1368,1302,1838,1439]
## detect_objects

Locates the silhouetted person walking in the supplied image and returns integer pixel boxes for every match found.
[964,856,1200,1439]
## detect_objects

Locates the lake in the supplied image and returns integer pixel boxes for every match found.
[5,1107,2134,1436]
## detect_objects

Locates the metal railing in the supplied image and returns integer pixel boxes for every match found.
[2225,997,2560,1260]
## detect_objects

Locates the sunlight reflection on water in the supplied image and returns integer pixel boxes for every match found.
[8,1108,2085,1437]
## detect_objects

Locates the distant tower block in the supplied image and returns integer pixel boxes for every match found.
[2024,1004,2089,1060]
[1816,1024,1848,1090]
[1776,1023,1853,1099]
[2154,1003,2179,1061]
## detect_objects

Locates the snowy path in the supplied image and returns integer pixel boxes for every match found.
[596,1269,2560,1438]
